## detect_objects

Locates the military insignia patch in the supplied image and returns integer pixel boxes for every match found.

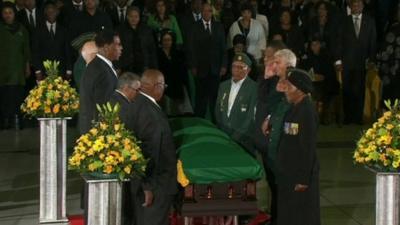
[284,122,299,135]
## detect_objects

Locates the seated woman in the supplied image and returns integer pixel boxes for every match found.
[147,0,183,46]
[157,29,192,116]
[299,37,339,125]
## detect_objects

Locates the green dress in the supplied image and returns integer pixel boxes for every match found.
[147,14,183,45]
[0,22,30,86]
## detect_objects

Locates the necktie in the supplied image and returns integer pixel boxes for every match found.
[205,22,211,35]
[119,9,124,22]
[29,10,35,27]
[354,16,360,38]
[50,24,55,38]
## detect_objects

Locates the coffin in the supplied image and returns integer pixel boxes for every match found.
[170,117,263,217]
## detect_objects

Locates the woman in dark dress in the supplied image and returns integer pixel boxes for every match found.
[157,29,192,115]
[270,9,305,57]
[277,68,320,225]
[0,2,30,129]
[116,6,157,74]
[300,37,339,124]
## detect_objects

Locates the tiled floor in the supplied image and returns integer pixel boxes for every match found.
[0,124,375,225]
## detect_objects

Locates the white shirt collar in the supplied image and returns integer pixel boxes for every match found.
[116,90,130,102]
[46,21,56,29]
[352,13,362,20]
[25,8,36,14]
[96,54,118,77]
[231,77,246,87]
[202,19,211,26]
[72,0,83,6]
[193,12,201,20]
[140,92,159,107]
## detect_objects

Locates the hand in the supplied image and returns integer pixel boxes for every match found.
[261,115,271,136]
[219,67,227,77]
[142,190,154,207]
[334,64,343,73]
[294,184,308,192]
[35,71,44,81]
[191,68,197,77]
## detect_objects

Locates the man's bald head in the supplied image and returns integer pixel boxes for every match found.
[140,69,166,101]
[81,41,98,64]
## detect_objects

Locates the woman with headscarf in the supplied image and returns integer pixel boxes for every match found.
[0,2,30,129]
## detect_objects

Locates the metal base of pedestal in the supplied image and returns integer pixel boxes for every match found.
[376,172,400,225]
[83,175,125,225]
[39,219,70,225]
[39,118,70,224]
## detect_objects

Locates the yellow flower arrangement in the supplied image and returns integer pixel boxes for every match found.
[20,60,79,118]
[68,102,147,180]
[354,99,400,171]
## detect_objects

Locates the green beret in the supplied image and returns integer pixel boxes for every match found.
[287,68,313,94]
[71,32,96,51]
[233,53,252,67]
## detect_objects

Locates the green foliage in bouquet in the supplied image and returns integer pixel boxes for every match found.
[68,102,147,181]
[354,99,400,171]
[20,60,79,118]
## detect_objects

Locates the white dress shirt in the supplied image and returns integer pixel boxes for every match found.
[227,77,245,117]
[202,19,212,32]
[25,8,36,26]
[46,21,56,34]
[96,54,118,77]
[117,6,127,21]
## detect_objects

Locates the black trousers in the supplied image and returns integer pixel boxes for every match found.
[194,75,219,122]
[0,85,25,120]
[130,180,174,225]
[342,69,366,124]
[261,151,278,224]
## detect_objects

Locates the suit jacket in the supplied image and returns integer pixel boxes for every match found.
[79,56,118,134]
[188,20,227,78]
[59,0,84,27]
[215,77,257,152]
[335,13,376,70]
[32,22,71,74]
[125,93,177,195]
[17,8,44,35]
[109,91,131,123]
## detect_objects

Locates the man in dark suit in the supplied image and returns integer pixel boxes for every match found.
[177,0,202,50]
[109,71,141,121]
[334,0,376,124]
[17,0,43,35]
[79,30,122,134]
[109,72,141,225]
[32,0,72,80]
[58,0,84,27]
[125,69,177,225]
[188,2,227,121]
[105,0,130,28]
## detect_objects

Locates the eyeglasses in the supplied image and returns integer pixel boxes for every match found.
[154,82,168,89]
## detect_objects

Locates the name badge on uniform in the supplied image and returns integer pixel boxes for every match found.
[284,122,299,135]
[220,92,227,112]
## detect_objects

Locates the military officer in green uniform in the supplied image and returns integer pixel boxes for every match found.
[215,53,257,154]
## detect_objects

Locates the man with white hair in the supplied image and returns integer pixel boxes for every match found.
[259,48,297,225]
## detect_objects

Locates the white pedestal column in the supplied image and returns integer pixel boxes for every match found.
[376,172,400,225]
[38,118,70,225]
[83,176,125,225]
